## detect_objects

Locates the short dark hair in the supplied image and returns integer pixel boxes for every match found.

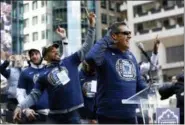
[108,21,127,35]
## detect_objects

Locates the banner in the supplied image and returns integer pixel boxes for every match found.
[156,108,180,124]
[1,2,12,55]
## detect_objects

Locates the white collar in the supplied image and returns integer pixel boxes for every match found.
[30,62,44,69]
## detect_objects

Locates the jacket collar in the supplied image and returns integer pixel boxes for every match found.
[30,62,44,69]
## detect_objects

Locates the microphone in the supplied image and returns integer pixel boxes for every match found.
[137,42,151,62]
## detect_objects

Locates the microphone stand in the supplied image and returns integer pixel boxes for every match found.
[141,52,159,124]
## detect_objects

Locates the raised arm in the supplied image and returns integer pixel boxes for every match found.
[85,33,115,67]
[56,27,71,59]
[139,39,160,75]
[77,12,96,61]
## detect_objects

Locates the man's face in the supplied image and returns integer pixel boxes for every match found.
[112,25,131,51]
[45,47,60,62]
[30,51,41,64]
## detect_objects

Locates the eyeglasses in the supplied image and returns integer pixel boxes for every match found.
[115,31,131,35]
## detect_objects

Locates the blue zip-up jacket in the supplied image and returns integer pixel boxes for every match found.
[17,64,49,112]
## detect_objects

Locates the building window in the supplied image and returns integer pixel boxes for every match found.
[19,5,24,14]
[177,16,184,26]
[41,30,45,39]
[109,1,115,11]
[41,1,47,7]
[116,3,121,12]
[32,1,37,10]
[23,19,29,28]
[101,14,107,24]
[46,30,50,39]
[32,16,38,25]
[23,34,29,43]
[46,14,49,24]
[41,14,45,23]
[166,45,184,63]
[32,32,38,41]
[101,0,106,8]
[41,14,50,24]
[109,15,117,25]
[24,3,29,13]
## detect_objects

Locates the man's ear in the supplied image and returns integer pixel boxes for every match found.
[111,34,117,40]
[43,55,48,61]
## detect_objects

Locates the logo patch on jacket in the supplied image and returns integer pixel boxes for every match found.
[47,67,69,87]
[116,59,136,81]
[33,73,40,84]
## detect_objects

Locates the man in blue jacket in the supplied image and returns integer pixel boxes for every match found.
[16,48,49,124]
[85,21,147,124]
[13,12,96,124]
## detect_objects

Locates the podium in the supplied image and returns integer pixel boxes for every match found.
[122,84,161,124]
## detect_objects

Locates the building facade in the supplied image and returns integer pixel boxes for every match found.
[22,1,124,54]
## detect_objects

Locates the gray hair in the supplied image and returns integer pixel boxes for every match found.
[108,21,127,35]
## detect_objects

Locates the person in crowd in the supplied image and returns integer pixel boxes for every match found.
[78,61,97,124]
[0,53,23,111]
[13,12,96,124]
[16,48,49,124]
[0,53,24,123]
[15,26,71,124]
[139,38,160,83]
[85,21,147,124]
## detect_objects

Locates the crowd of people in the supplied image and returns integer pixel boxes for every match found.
[0,12,184,124]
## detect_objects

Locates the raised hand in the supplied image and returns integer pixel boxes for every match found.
[87,12,96,27]
[56,26,67,39]
[153,34,160,54]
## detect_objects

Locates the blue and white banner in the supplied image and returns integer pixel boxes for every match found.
[156,108,179,124]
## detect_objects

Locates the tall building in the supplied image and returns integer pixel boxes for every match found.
[22,1,53,54]
[120,0,184,82]
[95,0,126,39]
[22,1,124,54]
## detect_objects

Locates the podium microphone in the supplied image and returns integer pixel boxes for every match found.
[137,42,151,62]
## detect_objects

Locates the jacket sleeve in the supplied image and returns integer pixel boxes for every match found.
[17,72,27,103]
[0,60,10,79]
[158,84,175,100]
[17,78,45,109]
[60,38,71,59]
[77,27,95,61]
